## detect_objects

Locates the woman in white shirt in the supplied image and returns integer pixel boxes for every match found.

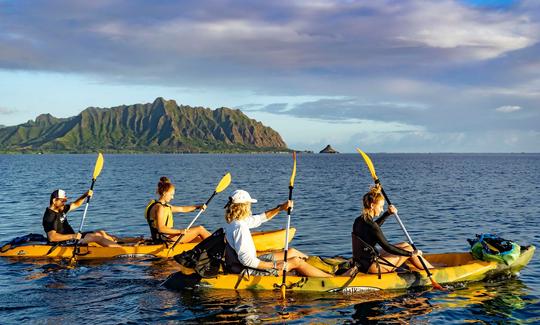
[224,189,331,277]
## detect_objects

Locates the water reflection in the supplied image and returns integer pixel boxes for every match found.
[0,256,538,323]
[433,279,534,324]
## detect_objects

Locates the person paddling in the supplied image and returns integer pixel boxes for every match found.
[43,189,120,247]
[352,185,434,274]
[145,177,211,244]
[223,189,331,277]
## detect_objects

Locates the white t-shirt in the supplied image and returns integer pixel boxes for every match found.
[224,213,268,269]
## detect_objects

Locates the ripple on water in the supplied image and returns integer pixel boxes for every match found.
[0,153,538,323]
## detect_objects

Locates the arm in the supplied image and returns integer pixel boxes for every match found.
[374,211,391,226]
[244,200,294,229]
[155,205,183,235]
[170,204,206,213]
[374,205,397,226]
[371,223,412,257]
[263,200,293,221]
[47,230,80,242]
[68,190,93,211]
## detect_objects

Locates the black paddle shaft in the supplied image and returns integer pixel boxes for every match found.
[287,185,293,214]
[282,185,294,285]
[86,178,96,204]
[376,180,435,278]
[205,192,217,206]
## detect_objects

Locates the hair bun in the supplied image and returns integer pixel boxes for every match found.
[159,176,171,184]
[369,184,382,194]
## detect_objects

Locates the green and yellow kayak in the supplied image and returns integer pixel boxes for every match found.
[163,245,535,293]
[0,228,295,260]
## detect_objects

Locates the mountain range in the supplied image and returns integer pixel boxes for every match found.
[0,98,288,153]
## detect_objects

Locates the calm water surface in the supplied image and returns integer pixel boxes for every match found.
[0,153,539,323]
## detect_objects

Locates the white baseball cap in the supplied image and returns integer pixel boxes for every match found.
[230,190,257,204]
[51,189,68,200]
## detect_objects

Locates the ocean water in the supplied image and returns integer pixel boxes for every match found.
[0,153,538,323]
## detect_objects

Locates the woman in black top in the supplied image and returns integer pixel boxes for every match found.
[352,185,434,273]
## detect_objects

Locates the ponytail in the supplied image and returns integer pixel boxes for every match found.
[362,184,384,217]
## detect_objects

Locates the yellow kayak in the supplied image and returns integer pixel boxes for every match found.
[163,245,535,293]
[0,228,295,260]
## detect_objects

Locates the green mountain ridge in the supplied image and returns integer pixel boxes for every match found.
[0,98,288,153]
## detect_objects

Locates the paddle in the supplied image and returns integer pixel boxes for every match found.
[356,148,444,290]
[68,153,104,266]
[168,173,232,253]
[281,152,297,299]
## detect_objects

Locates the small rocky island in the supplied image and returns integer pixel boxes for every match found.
[319,145,339,154]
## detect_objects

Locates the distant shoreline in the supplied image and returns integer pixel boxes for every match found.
[0,151,538,155]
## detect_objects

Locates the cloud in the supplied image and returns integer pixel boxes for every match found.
[496,105,522,113]
[0,0,538,88]
[1,0,539,151]
[260,98,428,123]
[0,107,16,115]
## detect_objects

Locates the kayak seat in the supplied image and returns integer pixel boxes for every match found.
[352,233,402,279]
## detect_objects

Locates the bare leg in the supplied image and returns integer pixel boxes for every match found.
[81,233,121,247]
[95,230,117,242]
[368,254,410,273]
[194,226,211,240]
[393,242,435,270]
[287,257,332,277]
[172,226,211,244]
[368,242,434,273]
[267,248,307,261]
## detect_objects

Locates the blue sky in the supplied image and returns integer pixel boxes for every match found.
[0,0,538,152]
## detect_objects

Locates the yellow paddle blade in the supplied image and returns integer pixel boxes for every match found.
[92,153,104,180]
[356,148,378,181]
[215,172,232,193]
[289,152,297,187]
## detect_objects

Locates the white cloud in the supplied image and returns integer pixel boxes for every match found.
[496,105,522,113]
[0,107,16,115]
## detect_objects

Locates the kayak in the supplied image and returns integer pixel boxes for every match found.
[163,244,535,293]
[0,228,296,260]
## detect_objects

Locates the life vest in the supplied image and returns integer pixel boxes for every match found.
[145,200,174,243]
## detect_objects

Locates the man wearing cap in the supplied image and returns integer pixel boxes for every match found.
[42,189,120,247]
[223,189,331,277]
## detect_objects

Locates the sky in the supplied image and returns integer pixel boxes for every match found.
[0,0,539,153]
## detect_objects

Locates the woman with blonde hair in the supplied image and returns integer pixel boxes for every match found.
[145,177,211,244]
[352,185,434,274]
[223,189,331,277]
